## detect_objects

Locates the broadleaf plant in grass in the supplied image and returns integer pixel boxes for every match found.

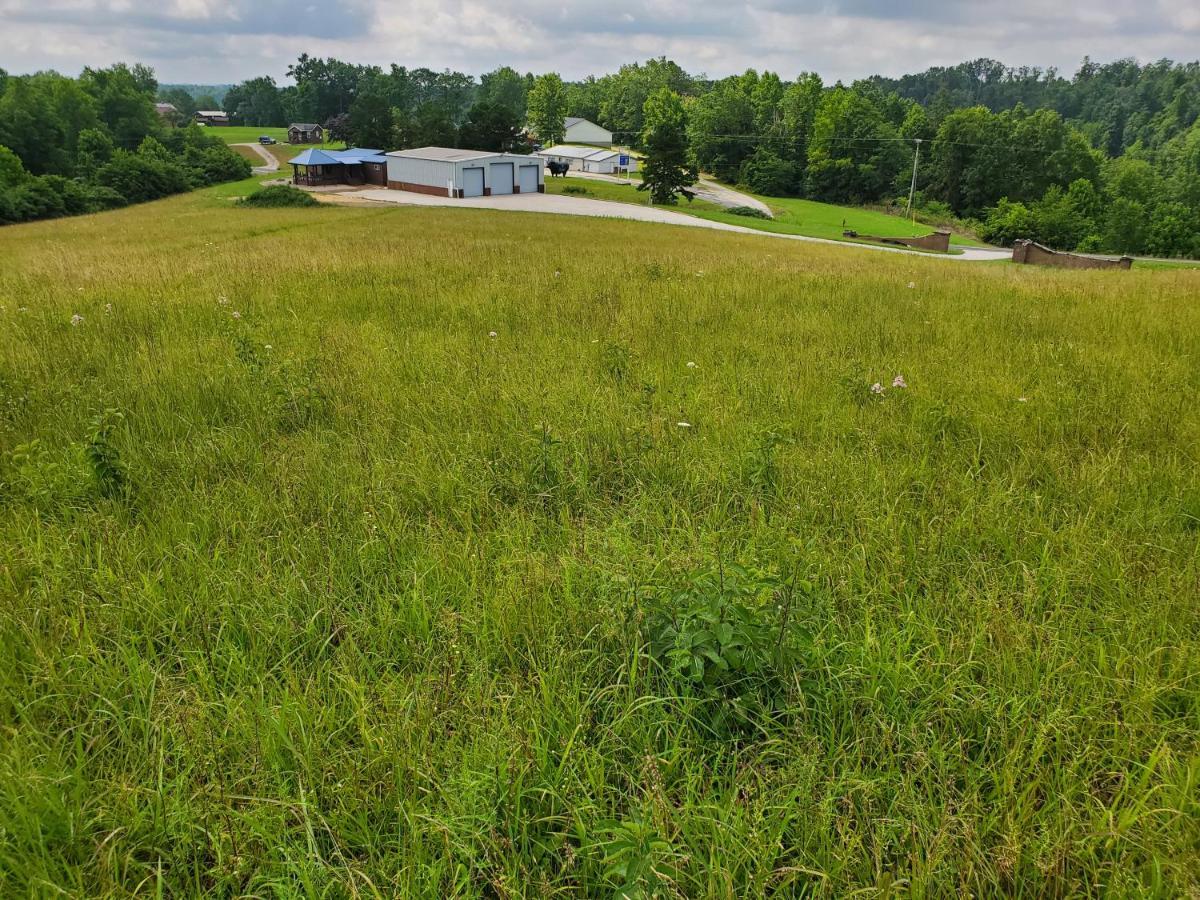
[644,564,811,736]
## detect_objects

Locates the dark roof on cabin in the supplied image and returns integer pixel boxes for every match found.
[289,123,322,130]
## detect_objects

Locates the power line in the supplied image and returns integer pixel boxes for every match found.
[609,129,1075,155]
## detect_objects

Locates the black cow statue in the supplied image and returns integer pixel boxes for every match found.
[546,160,570,178]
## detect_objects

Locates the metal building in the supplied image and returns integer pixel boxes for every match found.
[536,145,632,175]
[385,147,545,198]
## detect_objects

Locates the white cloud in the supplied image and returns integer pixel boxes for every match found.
[0,0,1195,83]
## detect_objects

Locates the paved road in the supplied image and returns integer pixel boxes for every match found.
[233,142,279,174]
[351,188,1009,262]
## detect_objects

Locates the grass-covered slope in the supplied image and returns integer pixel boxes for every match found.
[544,175,985,248]
[0,193,1198,895]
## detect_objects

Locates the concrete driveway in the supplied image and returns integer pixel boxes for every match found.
[351,188,1009,262]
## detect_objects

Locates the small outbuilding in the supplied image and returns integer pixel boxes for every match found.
[536,145,633,175]
[385,147,544,197]
[288,123,324,144]
[194,110,230,126]
[563,117,612,146]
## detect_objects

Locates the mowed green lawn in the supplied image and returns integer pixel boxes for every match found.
[1,188,1198,896]
[545,174,984,249]
[208,125,295,145]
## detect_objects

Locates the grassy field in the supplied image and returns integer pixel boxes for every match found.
[545,175,983,249]
[1,187,1198,896]
[208,125,295,145]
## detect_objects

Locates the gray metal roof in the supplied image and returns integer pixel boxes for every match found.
[538,145,617,160]
[564,117,608,132]
[386,146,504,162]
[195,110,227,117]
[289,123,322,130]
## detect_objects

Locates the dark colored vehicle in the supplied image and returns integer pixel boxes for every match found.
[259,136,277,145]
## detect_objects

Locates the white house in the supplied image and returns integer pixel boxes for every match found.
[385,147,544,197]
[563,117,612,146]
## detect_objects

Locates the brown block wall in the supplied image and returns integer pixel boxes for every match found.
[387,180,453,197]
[843,230,951,252]
[1012,240,1132,270]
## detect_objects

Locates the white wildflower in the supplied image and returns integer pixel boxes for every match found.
[686,361,696,369]
[104,303,113,314]
[870,382,884,395]
[907,281,916,289]
[70,314,83,326]
[488,330,497,338]
[1017,396,1029,403]
[677,421,692,428]
[892,375,907,389]
[231,310,241,319]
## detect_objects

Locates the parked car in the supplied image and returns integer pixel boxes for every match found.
[259,136,277,145]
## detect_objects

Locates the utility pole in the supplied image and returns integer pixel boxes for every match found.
[906,138,922,219]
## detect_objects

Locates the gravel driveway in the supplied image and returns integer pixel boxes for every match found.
[233,142,279,174]
[351,189,1009,262]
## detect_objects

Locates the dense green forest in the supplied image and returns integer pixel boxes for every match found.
[0,65,251,226]
[3,55,1199,257]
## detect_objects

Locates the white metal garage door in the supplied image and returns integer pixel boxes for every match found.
[463,167,484,197]
[518,165,539,194]
[489,162,514,195]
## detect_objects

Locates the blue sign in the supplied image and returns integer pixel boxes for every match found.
[619,154,630,166]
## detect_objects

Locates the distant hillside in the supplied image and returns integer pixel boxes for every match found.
[159,83,232,105]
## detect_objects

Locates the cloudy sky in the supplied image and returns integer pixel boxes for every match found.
[2,0,1198,85]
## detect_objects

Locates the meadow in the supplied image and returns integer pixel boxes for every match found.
[0,188,1198,896]
[210,126,297,145]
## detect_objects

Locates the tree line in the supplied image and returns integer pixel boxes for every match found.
[210,54,1199,257]
[0,64,251,226]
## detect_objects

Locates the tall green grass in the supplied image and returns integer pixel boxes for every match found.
[0,192,1198,896]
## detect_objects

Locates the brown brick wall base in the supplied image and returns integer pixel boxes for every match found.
[1012,240,1132,270]
[387,180,453,197]
[843,230,951,252]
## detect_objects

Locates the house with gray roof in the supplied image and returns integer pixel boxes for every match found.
[288,123,324,144]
